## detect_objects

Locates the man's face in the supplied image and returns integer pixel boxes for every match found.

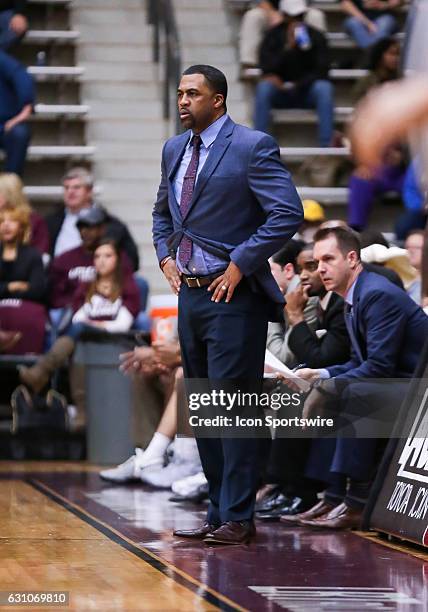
[78,224,105,251]
[313,236,354,294]
[63,178,92,213]
[177,73,223,133]
[297,248,324,296]
[270,260,295,293]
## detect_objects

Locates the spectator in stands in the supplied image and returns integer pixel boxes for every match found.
[20,239,141,427]
[0,172,49,257]
[47,167,149,320]
[240,0,327,68]
[267,239,318,367]
[0,1,28,51]
[0,205,47,354]
[254,0,334,146]
[405,229,424,305]
[347,39,405,231]
[0,49,34,176]
[239,1,283,68]
[47,167,140,270]
[49,207,133,312]
[395,160,427,241]
[341,0,400,50]
[282,226,428,529]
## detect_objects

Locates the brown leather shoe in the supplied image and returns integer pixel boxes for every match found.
[280,499,337,524]
[173,522,218,539]
[203,521,256,545]
[0,330,21,353]
[299,502,362,530]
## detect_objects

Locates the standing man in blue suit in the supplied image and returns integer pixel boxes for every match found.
[152,64,303,545]
[289,226,428,530]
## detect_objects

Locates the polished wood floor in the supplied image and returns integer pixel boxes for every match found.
[0,478,215,611]
[0,461,427,611]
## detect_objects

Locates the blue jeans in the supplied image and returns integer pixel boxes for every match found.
[132,274,151,332]
[0,10,22,50]
[0,122,31,176]
[344,14,397,49]
[254,78,334,146]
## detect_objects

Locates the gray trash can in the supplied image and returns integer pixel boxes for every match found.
[74,336,136,464]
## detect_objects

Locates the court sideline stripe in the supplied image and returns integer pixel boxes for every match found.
[28,478,247,612]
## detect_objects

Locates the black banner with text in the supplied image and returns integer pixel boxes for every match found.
[364,339,428,547]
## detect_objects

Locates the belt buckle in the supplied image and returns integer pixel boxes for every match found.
[186,276,201,288]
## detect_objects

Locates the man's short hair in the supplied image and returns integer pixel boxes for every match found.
[182,64,228,108]
[360,229,389,249]
[62,166,94,188]
[314,226,361,259]
[272,239,305,268]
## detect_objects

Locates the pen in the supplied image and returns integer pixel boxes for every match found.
[292,363,306,372]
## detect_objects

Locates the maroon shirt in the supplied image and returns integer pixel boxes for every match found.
[30,211,50,255]
[49,245,133,309]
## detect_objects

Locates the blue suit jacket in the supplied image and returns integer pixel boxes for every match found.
[152,116,303,320]
[327,270,428,380]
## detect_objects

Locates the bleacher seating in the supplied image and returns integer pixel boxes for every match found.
[8,0,92,214]
[228,0,408,226]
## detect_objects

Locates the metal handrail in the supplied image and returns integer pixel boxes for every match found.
[147,0,182,133]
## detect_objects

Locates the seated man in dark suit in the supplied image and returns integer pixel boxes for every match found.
[257,243,351,520]
[286,226,428,529]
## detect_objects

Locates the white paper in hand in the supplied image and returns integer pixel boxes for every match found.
[264,349,311,392]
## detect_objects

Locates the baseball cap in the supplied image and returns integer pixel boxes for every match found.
[303,199,325,222]
[76,207,106,227]
[279,0,308,16]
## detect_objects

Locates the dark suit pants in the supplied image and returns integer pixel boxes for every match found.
[178,279,269,523]
[329,380,409,480]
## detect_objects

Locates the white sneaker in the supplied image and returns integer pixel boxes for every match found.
[171,471,208,496]
[99,448,164,483]
[140,456,202,489]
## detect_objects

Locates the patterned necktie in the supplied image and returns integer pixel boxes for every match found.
[178,134,202,267]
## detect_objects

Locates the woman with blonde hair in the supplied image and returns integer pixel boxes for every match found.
[0,205,48,353]
[0,172,50,256]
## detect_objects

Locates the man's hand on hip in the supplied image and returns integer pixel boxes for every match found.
[162,259,181,295]
[208,262,243,303]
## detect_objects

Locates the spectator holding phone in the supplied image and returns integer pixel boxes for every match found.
[254,0,334,146]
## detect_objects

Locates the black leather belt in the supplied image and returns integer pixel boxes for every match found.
[182,273,223,288]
